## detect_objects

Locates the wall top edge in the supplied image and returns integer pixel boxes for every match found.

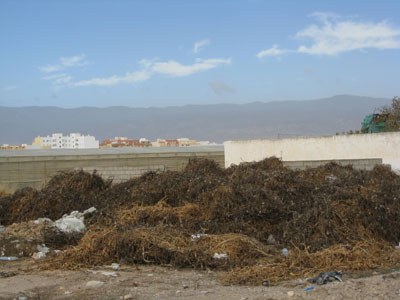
[224,132,400,144]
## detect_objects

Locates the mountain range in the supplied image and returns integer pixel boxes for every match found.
[0,95,391,145]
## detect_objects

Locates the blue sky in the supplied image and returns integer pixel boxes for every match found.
[1,0,400,108]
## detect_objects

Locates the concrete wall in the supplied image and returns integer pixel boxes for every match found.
[0,148,224,193]
[283,158,382,171]
[225,132,400,170]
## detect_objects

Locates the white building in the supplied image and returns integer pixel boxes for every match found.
[34,133,99,149]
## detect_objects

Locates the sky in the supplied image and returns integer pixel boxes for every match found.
[1,0,400,108]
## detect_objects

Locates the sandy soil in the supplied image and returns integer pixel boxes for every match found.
[1,259,399,300]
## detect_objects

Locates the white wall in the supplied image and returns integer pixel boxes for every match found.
[224,132,400,171]
[38,133,99,149]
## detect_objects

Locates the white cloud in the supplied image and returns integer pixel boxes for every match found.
[151,58,231,77]
[73,70,151,87]
[256,44,288,58]
[257,13,400,58]
[54,76,72,85]
[193,39,210,53]
[41,73,68,80]
[39,54,89,73]
[72,58,231,87]
[41,73,73,87]
[296,14,400,55]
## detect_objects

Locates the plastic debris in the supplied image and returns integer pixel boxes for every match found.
[213,253,228,259]
[54,207,96,234]
[0,256,19,261]
[267,234,276,245]
[282,248,289,256]
[191,234,209,241]
[304,286,315,291]
[308,271,343,285]
[109,263,120,269]
[395,242,400,250]
[32,244,50,259]
[33,218,53,225]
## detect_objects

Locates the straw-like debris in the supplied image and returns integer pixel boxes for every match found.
[1,158,400,284]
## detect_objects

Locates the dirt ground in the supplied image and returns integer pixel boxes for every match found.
[1,258,399,300]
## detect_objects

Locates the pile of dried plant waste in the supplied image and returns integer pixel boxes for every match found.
[1,158,399,285]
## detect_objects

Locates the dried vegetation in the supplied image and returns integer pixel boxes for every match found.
[1,158,399,284]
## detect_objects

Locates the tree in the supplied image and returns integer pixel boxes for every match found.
[379,96,400,131]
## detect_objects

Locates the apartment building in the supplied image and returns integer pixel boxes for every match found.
[32,133,99,149]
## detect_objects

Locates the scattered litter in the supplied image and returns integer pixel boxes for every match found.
[325,175,338,182]
[64,291,72,295]
[32,244,50,259]
[267,234,276,245]
[1,158,400,286]
[0,256,18,261]
[395,242,400,250]
[308,271,343,285]
[281,248,289,256]
[54,208,96,234]
[191,234,208,241]
[213,253,228,259]
[0,225,5,232]
[109,263,120,269]
[287,290,294,297]
[304,286,315,291]
[33,218,53,224]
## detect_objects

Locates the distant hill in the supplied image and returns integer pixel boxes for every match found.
[0,95,391,145]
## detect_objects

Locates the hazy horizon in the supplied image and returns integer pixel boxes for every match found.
[0,94,391,109]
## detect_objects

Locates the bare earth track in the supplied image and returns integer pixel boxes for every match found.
[1,259,400,300]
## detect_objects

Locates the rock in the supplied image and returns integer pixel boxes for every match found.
[64,291,72,295]
[287,291,294,297]
[86,280,104,288]
[123,294,134,300]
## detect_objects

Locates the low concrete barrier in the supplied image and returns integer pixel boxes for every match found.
[224,132,400,170]
[283,158,383,171]
[0,147,224,192]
